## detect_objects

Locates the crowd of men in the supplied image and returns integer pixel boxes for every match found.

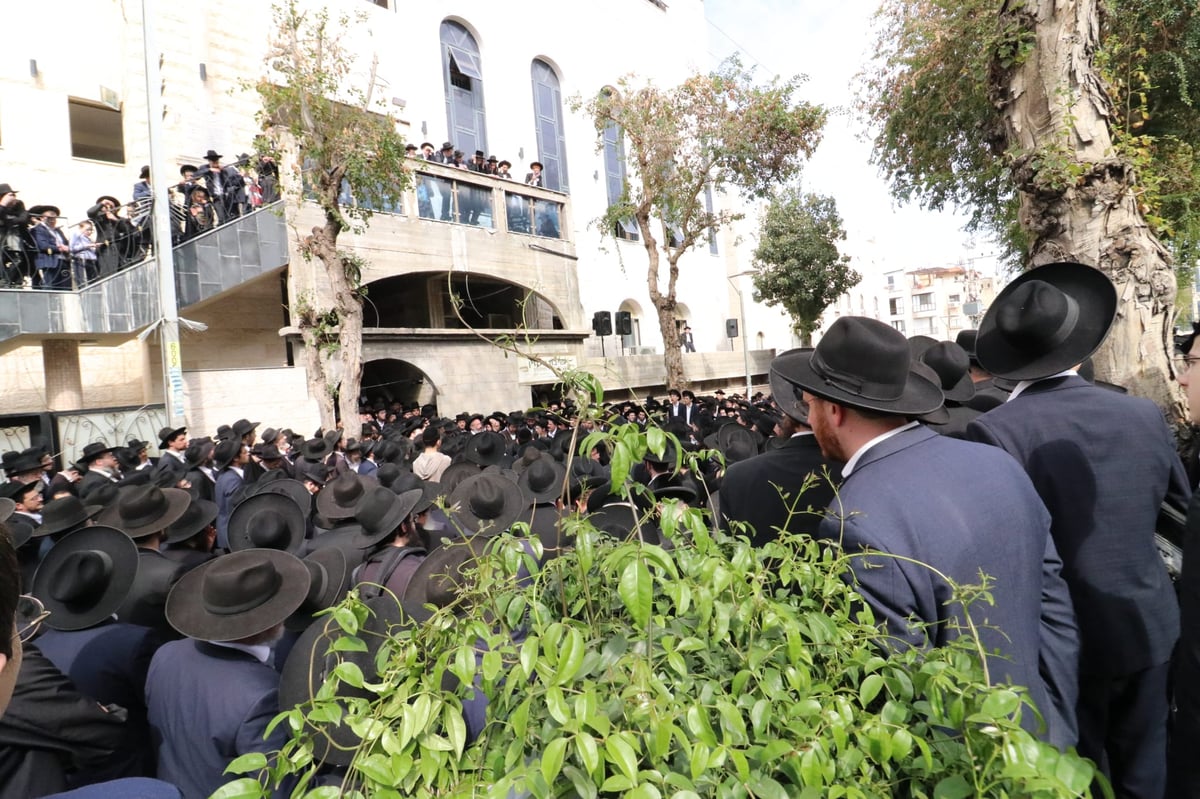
[0,148,278,291]
[0,261,1197,797]
[409,140,547,188]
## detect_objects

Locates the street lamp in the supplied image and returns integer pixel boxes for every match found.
[727,270,755,399]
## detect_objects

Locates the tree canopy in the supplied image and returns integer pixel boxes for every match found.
[254,0,411,429]
[575,59,826,389]
[751,190,860,346]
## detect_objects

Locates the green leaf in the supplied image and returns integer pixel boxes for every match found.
[444,704,467,756]
[209,778,266,799]
[627,784,663,799]
[605,734,639,783]
[933,774,974,799]
[555,627,586,684]
[329,635,368,653]
[646,427,666,458]
[577,732,600,774]
[520,635,539,680]
[331,661,364,689]
[979,688,1020,720]
[619,559,653,628]
[542,736,569,784]
[357,753,397,786]
[859,674,884,707]
[224,752,268,775]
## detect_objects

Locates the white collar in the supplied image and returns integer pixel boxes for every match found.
[790,431,814,439]
[206,640,271,664]
[841,421,920,478]
[1007,368,1077,401]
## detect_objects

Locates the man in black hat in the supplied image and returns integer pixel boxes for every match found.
[966,262,1188,794]
[3,479,45,530]
[0,182,31,287]
[28,205,71,290]
[525,161,544,187]
[193,149,242,223]
[77,443,121,499]
[213,439,247,551]
[146,549,309,798]
[157,426,188,470]
[720,350,842,546]
[33,525,166,780]
[955,329,1010,411]
[350,486,426,600]
[791,315,1079,749]
[86,195,136,277]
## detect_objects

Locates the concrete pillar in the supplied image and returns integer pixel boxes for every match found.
[42,340,83,411]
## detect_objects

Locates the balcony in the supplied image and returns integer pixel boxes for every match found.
[0,202,288,350]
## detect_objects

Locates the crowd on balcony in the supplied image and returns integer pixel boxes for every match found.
[0,149,278,291]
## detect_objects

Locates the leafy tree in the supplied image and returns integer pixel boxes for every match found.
[751,190,861,347]
[252,0,411,429]
[575,59,825,390]
[859,0,1200,416]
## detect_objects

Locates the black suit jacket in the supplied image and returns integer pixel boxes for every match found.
[967,375,1189,676]
[719,433,842,546]
[1169,487,1200,795]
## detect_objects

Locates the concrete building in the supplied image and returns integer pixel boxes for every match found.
[0,0,799,461]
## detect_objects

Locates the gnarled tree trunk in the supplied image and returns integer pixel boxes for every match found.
[642,220,687,391]
[994,0,1183,418]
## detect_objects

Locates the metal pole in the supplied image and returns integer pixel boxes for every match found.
[739,280,751,399]
[142,0,186,427]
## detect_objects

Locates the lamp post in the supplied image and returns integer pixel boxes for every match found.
[727,270,754,399]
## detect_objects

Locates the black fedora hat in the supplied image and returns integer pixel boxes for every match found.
[912,362,950,425]
[228,492,306,554]
[158,426,187,447]
[906,335,938,359]
[246,477,312,517]
[79,442,116,463]
[279,595,432,765]
[184,440,214,469]
[920,341,976,403]
[232,418,260,438]
[566,459,608,503]
[447,473,525,535]
[31,204,62,218]
[166,498,218,543]
[775,316,943,416]
[317,473,370,521]
[976,262,1118,381]
[464,431,509,467]
[95,195,121,208]
[98,485,191,540]
[284,547,350,632]
[204,149,223,161]
[438,461,481,496]
[955,329,981,366]
[518,457,567,505]
[386,472,438,515]
[33,495,104,539]
[530,161,544,170]
[166,548,309,641]
[769,348,814,424]
[4,451,42,477]
[127,438,149,452]
[32,526,138,631]
[403,533,495,609]
[300,437,333,462]
[349,486,423,549]
[0,497,14,524]
[212,438,243,471]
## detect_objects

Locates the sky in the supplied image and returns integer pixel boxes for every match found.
[703,0,1003,280]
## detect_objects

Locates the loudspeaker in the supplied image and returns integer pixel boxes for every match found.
[592,310,612,336]
[725,318,739,338]
[614,311,632,336]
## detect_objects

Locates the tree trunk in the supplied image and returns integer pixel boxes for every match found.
[641,219,687,390]
[996,0,1183,419]
[335,274,364,433]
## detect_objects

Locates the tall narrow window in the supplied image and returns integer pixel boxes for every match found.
[530,60,569,193]
[602,96,638,241]
[440,21,487,157]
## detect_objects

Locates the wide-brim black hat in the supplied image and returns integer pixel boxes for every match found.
[920,341,976,403]
[769,348,814,424]
[166,548,309,641]
[279,595,432,765]
[0,497,15,524]
[32,526,138,632]
[464,431,510,467]
[300,437,333,462]
[348,487,424,550]
[166,498,218,543]
[518,458,567,504]
[776,316,943,416]
[247,477,312,517]
[212,438,242,471]
[912,362,950,425]
[955,329,981,366]
[403,534,494,610]
[447,473,525,536]
[285,547,350,632]
[438,461,480,496]
[232,418,261,438]
[95,195,121,208]
[98,485,191,540]
[976,262,1118,381]
[29,205,62,218]
[34,496,104,538]
[79,442,116,464]
[386,472,438,515]
[158,426,187,447]
[228,492,306,554]
[204,149,223,160]
[316,473,370,522]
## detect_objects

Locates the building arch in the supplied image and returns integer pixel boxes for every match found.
[617,298,644,348]
[363,272,564,330]
[440,19,487,157]
[530,58,569,193]
[360,358,438,409]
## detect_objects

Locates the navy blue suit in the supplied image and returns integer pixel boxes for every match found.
[214,467,244,550]
[145,640,289,799]
[967,375,1188,796]
[818,425,1079,748]
[719,433,841,546]
[37,621,166,778]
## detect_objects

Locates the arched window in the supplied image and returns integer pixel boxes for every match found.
[440,21,487,157]
[531,60,569,193]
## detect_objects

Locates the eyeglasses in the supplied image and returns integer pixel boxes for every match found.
[1173,355,1200,373]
